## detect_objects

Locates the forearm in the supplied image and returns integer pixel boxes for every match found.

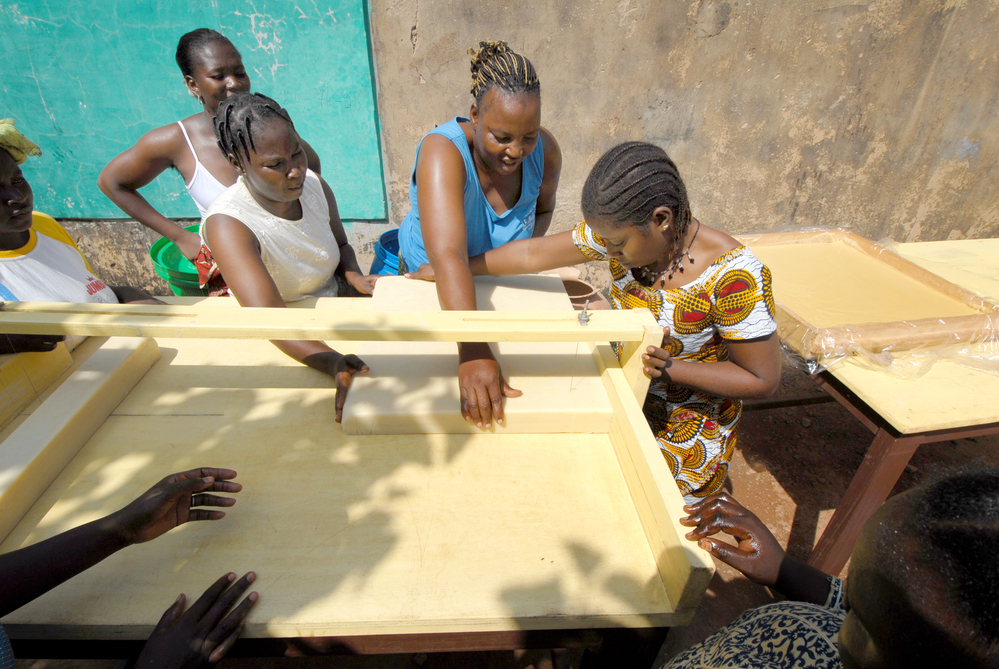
[0,516,129,616]
[110,285,162,304]
[335,241,364,278]
[772,554,833,605]
[471,231,584,276]
[100,185,196,244]
[659,359,778,400]
[271,339,345,376]
[531,210,553,238]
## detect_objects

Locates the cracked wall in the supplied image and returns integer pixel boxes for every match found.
[370,0,999,257]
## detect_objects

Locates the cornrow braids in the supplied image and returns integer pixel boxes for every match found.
[581,142,694,283]
[176,28,238,77]
[213,92,295,169]
[468,40,540,103]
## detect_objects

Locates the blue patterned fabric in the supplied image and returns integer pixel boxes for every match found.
[0,625,15,669]
[665,577,846,669]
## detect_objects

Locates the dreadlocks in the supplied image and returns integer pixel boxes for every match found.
[213,92,295,168]
[468,40,540,103]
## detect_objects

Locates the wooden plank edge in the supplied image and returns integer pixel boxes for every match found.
[839,231,999,314]
[617,315,663,405]
[0,337,161,545]
[4,609,697,642]
[592,344,714,615]
[0,304,656,344]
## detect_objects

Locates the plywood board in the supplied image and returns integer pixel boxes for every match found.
[341,276,613,434]
[0,337,160,544]
[0,336,689,639]
[735,229,996,361]
[893,239,999,306]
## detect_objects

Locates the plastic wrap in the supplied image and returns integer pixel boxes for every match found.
[735,227,999,379]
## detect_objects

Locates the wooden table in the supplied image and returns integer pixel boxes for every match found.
[798,239,999,573]
[0,294,710,666]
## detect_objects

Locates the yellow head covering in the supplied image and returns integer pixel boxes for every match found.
[0,119,42,164]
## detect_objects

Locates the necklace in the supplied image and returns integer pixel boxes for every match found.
[637,219,701,288]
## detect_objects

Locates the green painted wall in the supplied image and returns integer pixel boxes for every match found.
[1,0,386,220]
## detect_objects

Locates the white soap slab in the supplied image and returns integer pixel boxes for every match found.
[341,275,613,435]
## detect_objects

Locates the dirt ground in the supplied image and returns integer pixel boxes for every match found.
[15,362,999,669]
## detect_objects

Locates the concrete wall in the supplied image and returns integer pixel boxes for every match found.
[370,0,999,243]
[71,0,999,292]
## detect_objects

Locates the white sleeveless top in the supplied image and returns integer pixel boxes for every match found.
[202,170,340,301]
[177,121,228,220]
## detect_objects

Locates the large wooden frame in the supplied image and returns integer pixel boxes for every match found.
[0,299,708,658]
[735,229,998,363]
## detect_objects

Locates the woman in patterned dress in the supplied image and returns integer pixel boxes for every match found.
[408,142,781,502]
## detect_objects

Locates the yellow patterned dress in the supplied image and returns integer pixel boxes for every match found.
[573,222,777,500]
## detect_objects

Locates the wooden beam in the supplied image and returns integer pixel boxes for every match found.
[0,337,160,544]
[0,302,660,344]
[593,343,714,616]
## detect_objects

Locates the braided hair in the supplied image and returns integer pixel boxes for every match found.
[213,92,295,169]
[469,40,540,103]
[176,29,239,78]
[581,142,692,233]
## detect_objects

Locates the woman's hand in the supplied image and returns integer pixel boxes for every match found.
[404,263,436,282]
[174,232,204,262]
[679,492,785,587]
[642,327,673,378]
[457,343,522,428]
[104,468,241,545]
[345,271,382,296]
[332,353,369,423]
[134,572,258,669]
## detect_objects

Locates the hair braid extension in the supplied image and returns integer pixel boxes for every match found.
[468,40,540,103]
[213,92,295,168]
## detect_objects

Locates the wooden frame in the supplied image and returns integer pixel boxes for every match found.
[0,300,707,659]
[735,228,998,362]
[0,301,662,402]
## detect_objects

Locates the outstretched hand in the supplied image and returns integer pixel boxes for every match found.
[333,353,369,423]
[641,327,673,379]
[134,572,258,669]
[404,263,436,282]
[679,492,786,587]
[105,468,241,545]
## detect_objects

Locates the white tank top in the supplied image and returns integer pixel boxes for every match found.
[202,170,340,301]
[177,121,228,220]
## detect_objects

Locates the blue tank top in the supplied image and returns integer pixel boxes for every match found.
[398,117,545,269]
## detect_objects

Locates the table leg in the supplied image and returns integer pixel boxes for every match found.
[580,626,669,669]
[807,428,920,574]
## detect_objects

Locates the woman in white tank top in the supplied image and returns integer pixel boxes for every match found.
[202,93,379,423]
[98,29,321,261]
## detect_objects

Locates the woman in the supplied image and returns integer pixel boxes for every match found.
[98,28,320,261]
[672,469,999,667]
[397,40,563,430]
[0,119,160,354]
[411,142,781,501]
[201,93,373,423]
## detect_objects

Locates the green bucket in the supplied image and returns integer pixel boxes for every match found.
[149,224,211,297]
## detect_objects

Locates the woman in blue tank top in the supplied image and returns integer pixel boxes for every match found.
[397,40,563,431]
